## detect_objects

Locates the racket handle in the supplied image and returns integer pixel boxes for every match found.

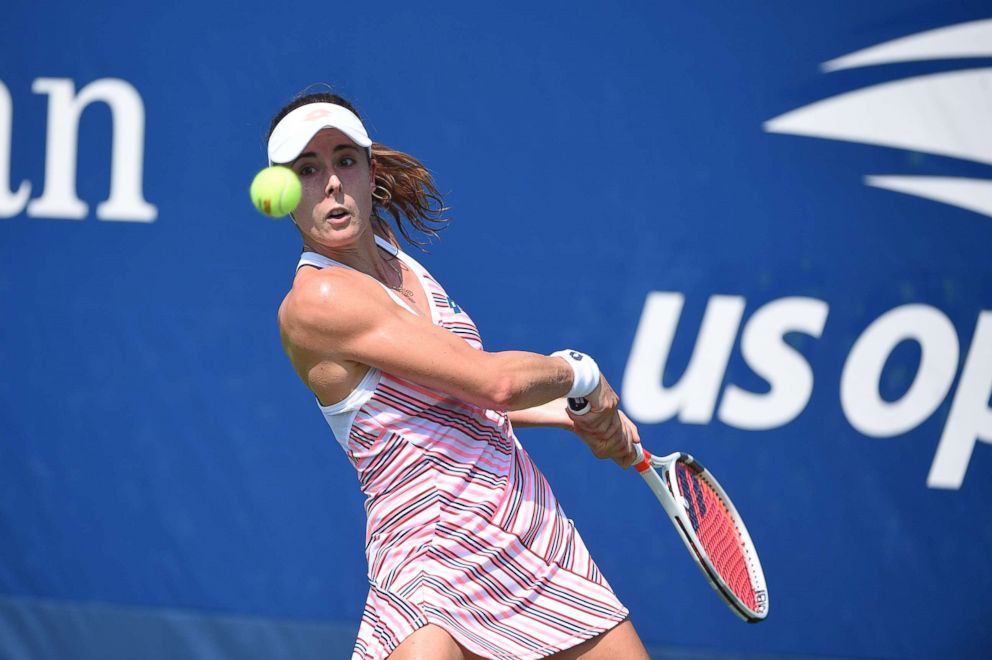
[567,397,591,415]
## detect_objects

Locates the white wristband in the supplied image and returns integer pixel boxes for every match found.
[551,350,601,399]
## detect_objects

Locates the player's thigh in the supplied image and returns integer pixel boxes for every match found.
[386,623,485,660]
[550,619,650,660]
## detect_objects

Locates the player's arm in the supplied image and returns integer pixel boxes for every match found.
[281,269,576,411]
[507,398,574,429]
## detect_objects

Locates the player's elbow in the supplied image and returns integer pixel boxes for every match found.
[487,372,529,411]
[487,377,515,410]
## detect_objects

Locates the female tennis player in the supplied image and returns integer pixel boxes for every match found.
[270,91,650,660]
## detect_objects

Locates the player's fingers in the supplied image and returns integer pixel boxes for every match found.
[598,411,632,468]
[585,434,612,459]
[595,416,624,466]
[594,425,622,456]
[587,431,620,461]
[595,412,619,437]
[612,423,635,468]
[619,411,641,446]
[612,442,632,467]
[571,410,614,437]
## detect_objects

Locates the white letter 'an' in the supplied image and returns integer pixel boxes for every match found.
[28,78,157,222]
[622,293,744,424]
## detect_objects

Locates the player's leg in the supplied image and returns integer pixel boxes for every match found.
[550,618,650,660]
[386,623,486,660]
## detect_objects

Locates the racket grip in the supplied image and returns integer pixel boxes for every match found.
[567,397,591,415]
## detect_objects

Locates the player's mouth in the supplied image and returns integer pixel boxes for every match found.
[326,207,351,225]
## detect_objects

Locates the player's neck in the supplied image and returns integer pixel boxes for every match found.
[303,230,393,282]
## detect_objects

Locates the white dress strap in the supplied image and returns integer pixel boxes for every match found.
[317,366,381,453]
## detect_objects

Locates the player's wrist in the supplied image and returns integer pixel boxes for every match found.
[551,350,600,399]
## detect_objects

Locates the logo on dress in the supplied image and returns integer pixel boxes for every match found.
[447,296,462,314]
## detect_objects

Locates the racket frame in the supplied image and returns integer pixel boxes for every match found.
[633,444,769,622]
[566,396,768,621]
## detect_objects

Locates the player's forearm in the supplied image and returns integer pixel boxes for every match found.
[484,351,574,411]
[507,398,575,429]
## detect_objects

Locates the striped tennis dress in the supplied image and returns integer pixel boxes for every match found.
[298,237,628,659]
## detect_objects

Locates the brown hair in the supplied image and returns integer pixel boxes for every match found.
[268,90,448,249]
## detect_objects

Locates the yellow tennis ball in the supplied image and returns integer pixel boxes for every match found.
[250,166,301,218]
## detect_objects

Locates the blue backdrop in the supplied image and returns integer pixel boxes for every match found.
[2,2,991,658]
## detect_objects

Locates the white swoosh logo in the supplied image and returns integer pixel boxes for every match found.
[822,18,992,71]
[764,19,992,218]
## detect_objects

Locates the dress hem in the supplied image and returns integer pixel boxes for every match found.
[355,605,630,660]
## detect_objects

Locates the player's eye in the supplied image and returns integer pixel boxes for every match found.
[339,156,356,167]
[297,164,317,177]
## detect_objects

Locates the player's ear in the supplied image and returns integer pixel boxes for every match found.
[369,156,377,184]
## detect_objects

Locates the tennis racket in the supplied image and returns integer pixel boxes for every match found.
[568,397,769,622]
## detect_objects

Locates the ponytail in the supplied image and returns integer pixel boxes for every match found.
[371,143,448,249]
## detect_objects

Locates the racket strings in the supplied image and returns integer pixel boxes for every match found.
[675,463,758,610]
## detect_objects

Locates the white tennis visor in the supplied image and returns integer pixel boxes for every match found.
[267,102,373,164]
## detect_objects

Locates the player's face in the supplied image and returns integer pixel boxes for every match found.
[288,128,376,248]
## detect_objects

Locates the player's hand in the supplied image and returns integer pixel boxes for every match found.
[566,377,640,468]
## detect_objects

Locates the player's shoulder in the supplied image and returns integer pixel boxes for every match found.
[286,265,358,305]
[279,266,385,336]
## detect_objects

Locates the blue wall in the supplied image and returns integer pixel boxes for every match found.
[2,2,991,658]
